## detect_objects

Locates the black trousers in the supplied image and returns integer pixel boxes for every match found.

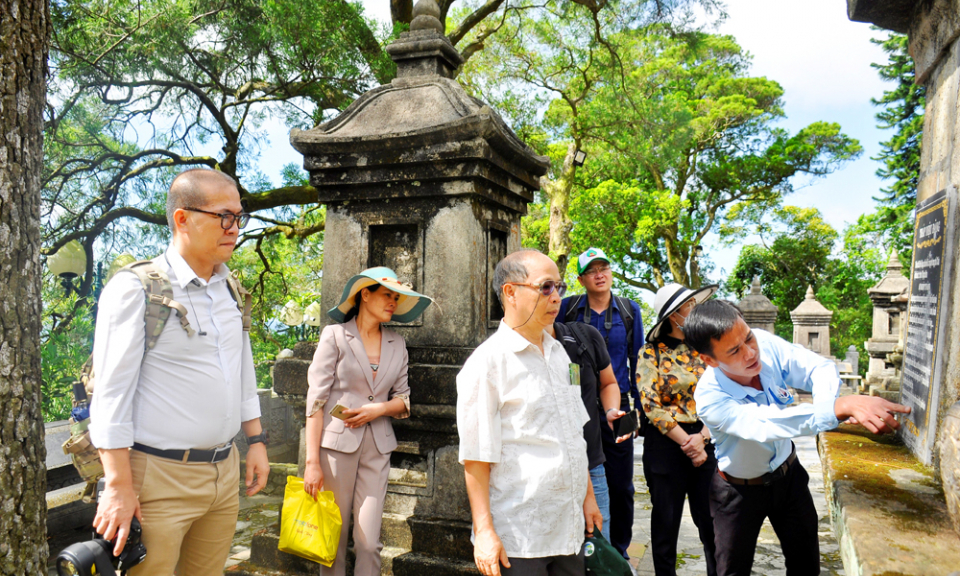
[709,456,820,576]
[642,424,718,576]
[600,395,635,558]
[500,550,586,576]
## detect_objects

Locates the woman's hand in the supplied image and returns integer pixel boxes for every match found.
[342,403,386,428]
[303,461,324,499]
[681,433,706,464]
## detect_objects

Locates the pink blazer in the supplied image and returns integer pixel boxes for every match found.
[306,318,410,455]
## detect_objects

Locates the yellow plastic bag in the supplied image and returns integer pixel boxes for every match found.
[278,476,342,566]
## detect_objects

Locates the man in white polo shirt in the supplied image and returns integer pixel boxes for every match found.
[89,169,270,575]
[457,249,602,576]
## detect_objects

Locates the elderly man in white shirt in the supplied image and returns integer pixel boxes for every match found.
[458,249,602,576]
[89,168,269,576]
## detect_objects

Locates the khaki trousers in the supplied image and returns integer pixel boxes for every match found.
[128,445,240,576]
[319,425,391,576]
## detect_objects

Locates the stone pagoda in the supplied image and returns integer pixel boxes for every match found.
[864,250,910,394]
[790,286,834,358]
[265,1,550,574]
[738,276,778,334]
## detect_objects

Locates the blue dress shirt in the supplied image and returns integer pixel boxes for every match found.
[693,329,841,479]
[559,295,644,398]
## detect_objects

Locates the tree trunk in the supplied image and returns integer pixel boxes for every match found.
[543,142,578,263]
[0,0,51,572]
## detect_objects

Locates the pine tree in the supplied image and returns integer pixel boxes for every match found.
[870,31,925,264]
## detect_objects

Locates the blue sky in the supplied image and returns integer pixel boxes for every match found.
[256,0,896,293]
[708,0,892,276]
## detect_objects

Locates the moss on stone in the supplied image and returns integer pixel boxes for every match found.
[822,425,950,536]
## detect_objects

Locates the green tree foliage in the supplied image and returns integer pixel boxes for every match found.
[726,207,837,338]
[869,31,924,266]
[727,207,885,375]
[40,0,582,420]
[459,0,719,264]
[565,30,861,292]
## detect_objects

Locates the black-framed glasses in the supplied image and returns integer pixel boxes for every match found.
[582,265,611,278]
[507,280,568,298]
[183,207,251,230]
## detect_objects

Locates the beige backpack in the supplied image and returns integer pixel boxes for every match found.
[62,260,252,501]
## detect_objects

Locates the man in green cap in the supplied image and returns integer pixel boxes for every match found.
[560,247,645,561]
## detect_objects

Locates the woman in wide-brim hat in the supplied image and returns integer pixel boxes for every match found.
[637,283,720,576]
[303,267,433,576]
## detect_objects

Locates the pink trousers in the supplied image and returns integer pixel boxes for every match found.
[319,425,391,576]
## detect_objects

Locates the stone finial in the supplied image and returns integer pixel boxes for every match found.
[886,249,903,273]
[791,285,832,319]
[383,0,462,79]
[868,249,910,300]
[738,275,777,333]
[411,0,444,33]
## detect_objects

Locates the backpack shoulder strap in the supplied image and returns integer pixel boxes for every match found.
[615,295,635,324]
[225,272,253,332]
[567,322,599,376]
[615,295,636,350]
[124,260,195,349]
[564,294,585,323]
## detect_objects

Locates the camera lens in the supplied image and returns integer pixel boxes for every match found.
[55,540,116,576]
[55,558,81,575]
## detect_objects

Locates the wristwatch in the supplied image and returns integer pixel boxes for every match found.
[700,432,712,446]
[246,432,269,446]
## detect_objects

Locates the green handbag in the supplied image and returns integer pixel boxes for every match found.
[583,532,633,576]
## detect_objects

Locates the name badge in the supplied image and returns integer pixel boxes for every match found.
[768,383,794,406]
[569,363,581,386]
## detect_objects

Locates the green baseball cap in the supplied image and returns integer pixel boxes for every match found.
[577,247,611,276]
[583,532,633,575]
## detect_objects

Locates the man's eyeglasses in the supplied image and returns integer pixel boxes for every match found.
[183,207,251,230]
[582,265,611,278]
[507,280,568,298]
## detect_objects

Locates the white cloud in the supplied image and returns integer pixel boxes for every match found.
[718,0,888,111]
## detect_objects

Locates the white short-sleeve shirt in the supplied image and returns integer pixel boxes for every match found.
[457,321,591,558]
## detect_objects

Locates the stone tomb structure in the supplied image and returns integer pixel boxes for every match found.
[737,276,778,334]
[265,2,550,574]
[789,286,834,358]
[864,250,910,397]
[806,3,960,575]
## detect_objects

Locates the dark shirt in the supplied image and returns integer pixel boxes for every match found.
[559,295,645,399]
[554,321,612,470]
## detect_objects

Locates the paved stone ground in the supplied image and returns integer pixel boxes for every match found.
[49,437,845,575]
[627,434,845,576]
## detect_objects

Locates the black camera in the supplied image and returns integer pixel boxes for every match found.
[56,516,147,575]
[55,481,147,575]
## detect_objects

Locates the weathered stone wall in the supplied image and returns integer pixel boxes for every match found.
[907,0,960,475]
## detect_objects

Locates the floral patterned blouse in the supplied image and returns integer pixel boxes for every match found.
[636,335,706,435]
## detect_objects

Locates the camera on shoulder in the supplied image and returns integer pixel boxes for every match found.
[55,480,147,576]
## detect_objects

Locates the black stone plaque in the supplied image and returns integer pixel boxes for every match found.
[901,187,957,464]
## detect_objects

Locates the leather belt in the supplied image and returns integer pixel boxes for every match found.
[719,448,797,486]
[133,442,233,464]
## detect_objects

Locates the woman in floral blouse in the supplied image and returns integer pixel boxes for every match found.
[637,283,719,576]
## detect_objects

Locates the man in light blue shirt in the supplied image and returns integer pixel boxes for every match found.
[684,300,909,576]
